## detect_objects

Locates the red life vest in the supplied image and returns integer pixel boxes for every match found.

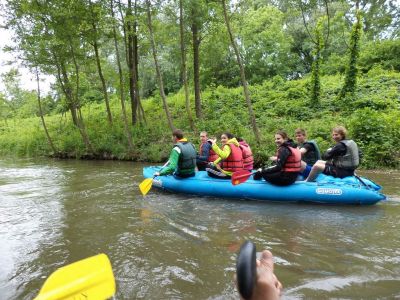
[280,146,301,172]
[221,143,244,172]
[239,141,254,171]
[199,143,218,162]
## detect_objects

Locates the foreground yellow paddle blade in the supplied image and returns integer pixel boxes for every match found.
[139,178,153,196]
[34,254,115,300]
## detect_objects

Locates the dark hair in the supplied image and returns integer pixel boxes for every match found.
[221,132,234,139]
[236,137,244,142]
[172,129,184,139]
[275,130,289,140]
[295,128,306,136]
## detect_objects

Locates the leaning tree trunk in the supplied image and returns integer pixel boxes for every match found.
[145,0,175,131]
[180,0,194,130]
[221,0,261,144]
[35,67,57,154]
[111,0,134,151]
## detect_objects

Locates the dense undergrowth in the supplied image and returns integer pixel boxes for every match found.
[1,67,399,169]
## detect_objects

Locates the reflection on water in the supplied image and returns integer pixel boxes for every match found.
[0,159,399,299]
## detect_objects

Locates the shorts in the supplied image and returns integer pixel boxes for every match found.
[323,164,354,179]
[300,165,312,178]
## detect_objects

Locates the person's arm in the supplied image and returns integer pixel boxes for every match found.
[263,147,291,174]
[322,143,346,160]
[197,142,211,162]
[212,144,231,160]
[158,147,180,176]
[300,143,312,155]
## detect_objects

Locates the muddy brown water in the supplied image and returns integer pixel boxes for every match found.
[0,159,399,299]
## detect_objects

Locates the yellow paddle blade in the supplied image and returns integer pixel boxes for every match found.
[34,254,115,300]
[139,178,153,196]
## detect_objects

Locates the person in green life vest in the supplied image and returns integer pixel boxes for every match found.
[153,129,196,178]
[206,132,244,179]
[305,126,360,182]
[294,128,321,178]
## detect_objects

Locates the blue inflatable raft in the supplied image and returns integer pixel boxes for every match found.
[143,166,386,205]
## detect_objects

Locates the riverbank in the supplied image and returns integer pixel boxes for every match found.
[1,70,399,168]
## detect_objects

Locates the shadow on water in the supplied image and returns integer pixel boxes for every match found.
[0,159,399,299]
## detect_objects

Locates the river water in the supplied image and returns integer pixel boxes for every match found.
[0,158,399,299]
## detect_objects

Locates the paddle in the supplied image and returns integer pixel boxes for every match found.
[231,170,256,185]
[236,241,257,300]
[34,253,115,300]
[139,161,169,196]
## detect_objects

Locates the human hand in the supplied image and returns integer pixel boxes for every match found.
[269,156,277,161]
[208,138,217,145]
[251,250,282,300]
[153,172,160,177]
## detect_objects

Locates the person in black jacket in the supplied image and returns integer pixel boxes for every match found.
[305,126,360,182]
[253,130,301,186]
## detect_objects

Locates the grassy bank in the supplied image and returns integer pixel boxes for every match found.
[1,68,399,168]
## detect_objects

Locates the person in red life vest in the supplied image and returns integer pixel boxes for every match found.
[237,137,254,171]
[196,131,219,171]
[206,132,244,179]
[253,130,301,186]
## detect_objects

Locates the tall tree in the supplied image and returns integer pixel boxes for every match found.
[179,0,195,130]
[88,0,113,125]
[110,0,134,151]
[126,0,144,125]
[145,0,175,131]
[221,0,261,143]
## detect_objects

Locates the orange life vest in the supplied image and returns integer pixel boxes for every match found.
[280,146,301,172]
[199,142,218,162]
[221,143,244,172]
[239,141,254,171]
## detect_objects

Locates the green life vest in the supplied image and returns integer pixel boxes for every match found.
[334,139,360,169]
[175,142,196,175]
[300,140,321,166]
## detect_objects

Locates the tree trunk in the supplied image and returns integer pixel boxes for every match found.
[145,0,175,131]
[35,68,57,154]
[191,19,202,119]
[127,0,139,125]
[90,0,113,125]
[93,33,113,125]
[69,40,94,153]
[221,0,261,144]
[111,0,134,151]
[180,0,195,130]
[133,0,146,124]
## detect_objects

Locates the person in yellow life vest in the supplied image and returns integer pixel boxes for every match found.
[153,129,196,178]
[254,130,301,186]
[196,131,219,171]
[206,132,244,179]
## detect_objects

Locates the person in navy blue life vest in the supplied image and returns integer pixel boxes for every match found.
[196,131,218,171]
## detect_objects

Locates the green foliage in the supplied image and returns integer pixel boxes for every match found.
[338,12,363,100]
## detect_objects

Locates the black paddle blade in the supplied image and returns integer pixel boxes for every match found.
[236,241,257,300]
